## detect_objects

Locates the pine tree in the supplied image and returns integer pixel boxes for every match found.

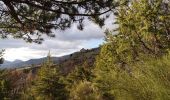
[63,60,95,90]
[0,70,11,99]
[115,0,170,57]
[94,0,170,99]
[0,0,126,43]
[29,52,68,100]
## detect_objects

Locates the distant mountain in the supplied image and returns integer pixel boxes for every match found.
[13,60,23,63]
[3,60,12,64]
[2,60,23,67]
[0,47,100,69]
[58,47,100,74]
[0,57,59,69]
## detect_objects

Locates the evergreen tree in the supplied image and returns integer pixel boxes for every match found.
[66,65,93,84]
[29,52,68,100]
[63,60,95,90]
[0,70,11,99]
[94,0,170,99]
[115,0,170,58]
[0,0,127,43]
[95,44,170,100]
[61,61,96,99]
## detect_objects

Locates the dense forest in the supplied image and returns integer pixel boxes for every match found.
[0,0,170,100]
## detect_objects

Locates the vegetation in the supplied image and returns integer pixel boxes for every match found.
[22,53,68,100]
[0,0,121,43]
[69,81,102,100]
[0,0,170,100]
[94,0,170,99]
[0,70,11,99]
[0,49,4,64]
[94,44,170,100]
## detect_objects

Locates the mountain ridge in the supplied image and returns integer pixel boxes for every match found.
[0,47,99,69]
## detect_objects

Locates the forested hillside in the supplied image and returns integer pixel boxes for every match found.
[0,47,100,99]
[0,0,170,100]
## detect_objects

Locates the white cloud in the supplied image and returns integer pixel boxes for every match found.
[4,47,80,61]
[0,16,115,61]
[4,47,46,61]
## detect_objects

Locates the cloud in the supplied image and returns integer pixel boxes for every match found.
[3,47,78,61]
[54,21,105,41]
[0,16,115,61]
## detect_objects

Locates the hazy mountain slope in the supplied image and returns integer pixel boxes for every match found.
[3,60,12,64]
[0,47,99,69]
[4,47,100,95]
[0,57,60,68]
[59,47,100,74]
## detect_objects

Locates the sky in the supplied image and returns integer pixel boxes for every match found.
[0,16,115,61]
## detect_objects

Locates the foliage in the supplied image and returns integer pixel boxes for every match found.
[69,81,102,100]
[1,1,170,100]
[95,44,170,100]
[0,0,125,43]
[65,65,93,84]
[0,70,11,99]
[24,54,68,100]
[94,0,170,99]
[115,0,170,57]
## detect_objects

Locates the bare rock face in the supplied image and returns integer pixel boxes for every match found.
[80,48,86,52]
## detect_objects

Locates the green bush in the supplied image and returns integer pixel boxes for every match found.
[94,44,170,100]
[69,81,102,100]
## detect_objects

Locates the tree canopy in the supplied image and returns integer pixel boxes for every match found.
[94,0,170,99]
[0,0,126,43]
[0,0,170,99]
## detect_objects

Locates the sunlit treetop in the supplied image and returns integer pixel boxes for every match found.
[0,0,127,44]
